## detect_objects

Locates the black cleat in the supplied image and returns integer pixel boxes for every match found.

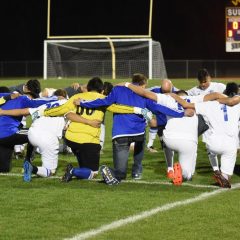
[61,164,73,182]
[213,170,231,188]
[100,165,119,185]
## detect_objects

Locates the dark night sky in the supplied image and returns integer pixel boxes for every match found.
[0,0,239,61]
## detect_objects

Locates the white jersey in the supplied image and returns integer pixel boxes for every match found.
[29,99,67,139]
[187,82,226,96]
[157,94,204,142]
[156,93,204,111]
[195,101,240,147]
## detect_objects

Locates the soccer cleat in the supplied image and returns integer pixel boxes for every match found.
[167,170,174,179]
[147,146,158,153]
[132,173,142,180]
[172,163,182,186]
[100,165,119,185]
[23,161,33,182]
[61,164,73,182]
[213,171,231,188]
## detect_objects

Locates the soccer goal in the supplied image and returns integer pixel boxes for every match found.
[43,38,167,80]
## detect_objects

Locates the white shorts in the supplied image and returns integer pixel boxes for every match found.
[238,130,240,149]
[206,134,237,175]
[28,128,59,171]
[163,136,197,179]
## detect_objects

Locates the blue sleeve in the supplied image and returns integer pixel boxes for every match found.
[147,86,162,93]
[151,87,162,94]
[21,97,56,108]
[80,88,117,108]
[0,93,10,97]
[146,99,184,118]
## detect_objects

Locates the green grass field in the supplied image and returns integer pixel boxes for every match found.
[0,78,239,240]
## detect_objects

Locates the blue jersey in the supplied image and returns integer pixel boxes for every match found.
[0,94,56,138]
[148,86,178,126]
[80,86,184,139]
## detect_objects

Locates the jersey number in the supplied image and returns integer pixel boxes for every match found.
[221,105,228,122]
[77,106,95,116]
[45,102,60,109]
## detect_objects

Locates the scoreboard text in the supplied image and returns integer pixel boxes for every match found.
[226,7,240,52]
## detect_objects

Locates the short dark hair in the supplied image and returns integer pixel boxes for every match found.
[175,90,188,96]
[197,69,210,82]
[102,82,113,96]
[53,88,67,98]
[87,77,103,93]
[131,73,147,86]
[0,86,10,93]
[25,92,38,99]
[26,79,41,96]
[224,82,239,97]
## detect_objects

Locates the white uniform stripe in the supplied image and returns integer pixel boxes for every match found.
[65,183,240,240]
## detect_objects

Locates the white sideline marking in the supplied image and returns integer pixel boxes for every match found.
[0,172,61,179]
[65,183,240,240]
[123,179,219,189]
[0,172,218,189]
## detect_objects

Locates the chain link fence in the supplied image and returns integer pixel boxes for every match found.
[0,60,240,79]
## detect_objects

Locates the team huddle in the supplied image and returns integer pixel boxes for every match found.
[0,69,239,188]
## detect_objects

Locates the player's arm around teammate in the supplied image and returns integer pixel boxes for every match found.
[0,91,101,181]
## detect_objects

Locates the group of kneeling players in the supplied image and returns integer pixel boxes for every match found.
[0,68,239,188]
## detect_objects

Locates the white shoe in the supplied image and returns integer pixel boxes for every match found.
[147,146,158,153]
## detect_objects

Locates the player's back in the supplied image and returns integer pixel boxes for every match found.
[30,99,67,138]
[0,95,35,138]
[107,86,148,138]
[163,95,201,142]
[195,101,240,140]
[66,91,105,144]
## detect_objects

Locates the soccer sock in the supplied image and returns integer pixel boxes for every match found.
[100,123,105,149]
[163,146,174,169]
[147,128,158,148]
[36,166,51,177]
[28,164,38,175]
[14,145,23,153]
[72,167,92,179]
[207,150,219,171]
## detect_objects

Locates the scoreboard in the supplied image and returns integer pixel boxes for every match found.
[226,7,240,52]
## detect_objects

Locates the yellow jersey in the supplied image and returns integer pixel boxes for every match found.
[0,97,6,105]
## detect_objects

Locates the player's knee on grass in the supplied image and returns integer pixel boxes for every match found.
[36,166,53,177]
[0,146,13,172]
[114,169,127,180]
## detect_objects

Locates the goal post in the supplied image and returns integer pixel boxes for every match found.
[44,0,167,80]
[43,38,167,80]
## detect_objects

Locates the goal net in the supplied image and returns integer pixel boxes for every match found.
[44,38,167,80]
